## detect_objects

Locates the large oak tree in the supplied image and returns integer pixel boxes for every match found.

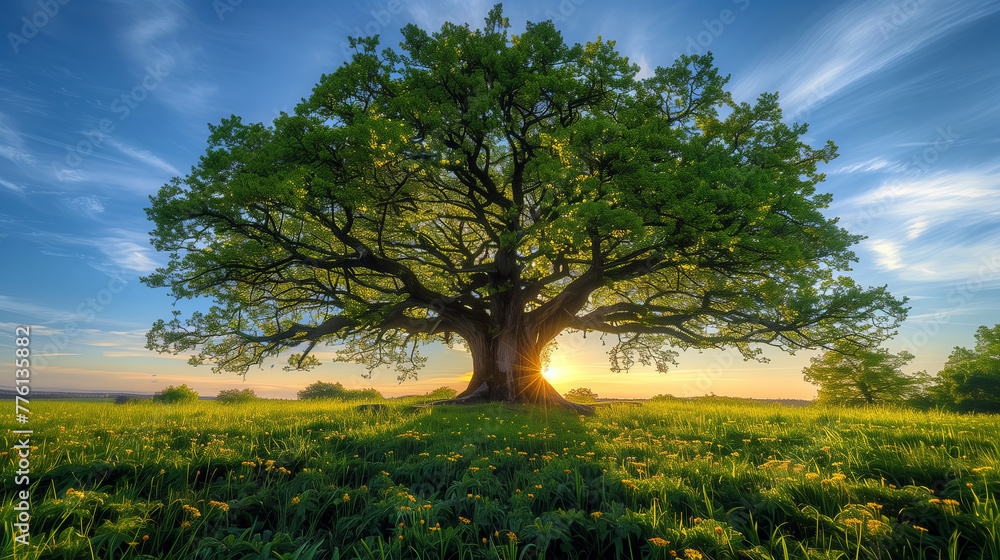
[143,6,907,413]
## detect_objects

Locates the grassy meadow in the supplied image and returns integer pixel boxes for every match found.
[2,398,999,560]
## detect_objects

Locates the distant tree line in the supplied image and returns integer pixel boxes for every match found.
[297,381,383,401]
[141,382,461,404]
[804,323,999,413]
[151,384,199,404]
[216,388,258,404]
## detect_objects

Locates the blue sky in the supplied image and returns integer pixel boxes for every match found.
[1,0,998,399]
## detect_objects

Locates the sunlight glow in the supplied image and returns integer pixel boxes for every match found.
[541,365,565,384]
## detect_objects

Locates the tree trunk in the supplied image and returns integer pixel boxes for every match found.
[438,245,593,414]
[440,325,594,415]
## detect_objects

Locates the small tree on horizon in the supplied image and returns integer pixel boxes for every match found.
[563,387,598,403]
[152,384,199,404]
[217,387,258,403]
[297,380,383,401]
[426,386,459,400]
[803,344,927,406]
[143,5,907,413]
[297,381,347,400]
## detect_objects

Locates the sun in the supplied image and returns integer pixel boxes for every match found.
[541,365,565,384]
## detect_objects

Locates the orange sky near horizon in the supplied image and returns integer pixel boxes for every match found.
[18,330,833,401]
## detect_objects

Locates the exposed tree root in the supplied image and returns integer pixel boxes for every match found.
[432,381,595,415]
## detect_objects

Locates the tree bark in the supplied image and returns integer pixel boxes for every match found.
[438,243,594,414]
[439,323,594,415]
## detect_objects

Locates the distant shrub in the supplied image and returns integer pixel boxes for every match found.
[216,388,258,404]
[298,381,346,400]
[564,387,598,404]
[346,388,384,401]
[426,386,458,400]
[114,395,140,405]
[152,384,199,404]
[649,394,680,403]
[298,381,382,401]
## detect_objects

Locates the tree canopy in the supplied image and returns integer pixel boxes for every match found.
[802,343,927,406]
[143,5,907,411]
[564,387,598,404]
[297,381,383,401]
[152,384,200,404]
[929,324,1000,413]
[216,388,258,403]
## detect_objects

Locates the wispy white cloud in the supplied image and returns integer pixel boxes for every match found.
[63,196,105,215]
[833,157,909,175]
[107,0,220,118]
[843,168,1000,218]
[14,227,161,276]
[0,144,37,165]
[867,239,904,271]
[52,167,87,182]
[16,131,174,191]
[733,0,1000,117]
[404,0,491,31]
[0,112,37,166]
[0,178,25,194]
[108,139,179,175]
[104,348,189,360]
[0,112,25,145]
[115,0,186,69]
[905,308,990,324]
[96,229,160,274]
[0,296,79,323]
[159,83,220,117]
[905,218,928,240]
[837,164,1000,282]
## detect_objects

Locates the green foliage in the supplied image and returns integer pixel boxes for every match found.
[216,387,258,403]
[930,324,1000,413]
[5,398,1000,560]
[297,381,347,400]
[152,383,199,404]
[425,386,458,400]
[563,387,598,403]
[802,343,927,406]
[346,387,384,401]
[141,4,907,393]
[297,380,383,401]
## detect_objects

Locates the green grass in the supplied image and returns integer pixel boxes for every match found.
[2,398,999,559]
